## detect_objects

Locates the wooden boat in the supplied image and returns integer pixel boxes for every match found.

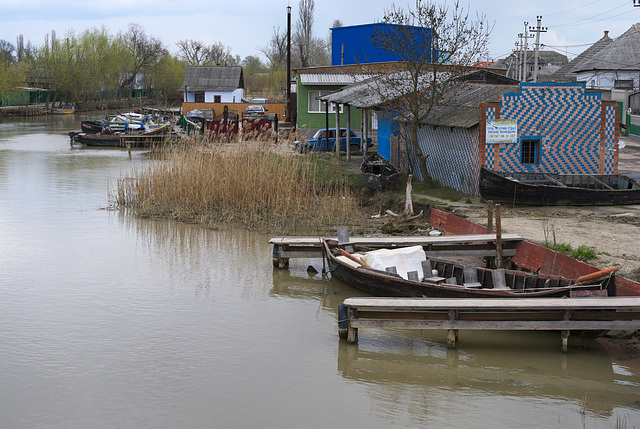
[81,120,106,133]
[53,105,75,114]
[71,132,121,147]
[360,153,400,191]
[479,167,640,206]
[322,238,616,298]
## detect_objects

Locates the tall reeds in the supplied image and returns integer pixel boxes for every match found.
[114,135,361,235]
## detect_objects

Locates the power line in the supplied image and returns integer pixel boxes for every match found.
[544,0,603,17]
[552,0,630,28]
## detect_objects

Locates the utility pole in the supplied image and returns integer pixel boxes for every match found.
[529,16,548,82]
[286,5,292,123]
[521,22,534,82]
[515,36,523,81]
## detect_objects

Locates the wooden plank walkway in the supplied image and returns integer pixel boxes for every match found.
[270,233,523,268]
[120,134,168,148]
[339,297,640,352]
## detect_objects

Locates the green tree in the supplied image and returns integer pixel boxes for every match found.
[152,54,185,105]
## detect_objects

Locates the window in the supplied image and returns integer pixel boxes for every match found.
[307,90,343,113]
[614,80,633,90]
[521,139,540,164]
[214,95,221,103]
[195,92,204,103]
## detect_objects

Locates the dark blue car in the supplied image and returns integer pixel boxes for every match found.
[295,128,372,153]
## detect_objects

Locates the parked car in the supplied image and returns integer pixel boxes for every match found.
[243,105,267,118]
[250,98,269,104]
[294,128,373,153]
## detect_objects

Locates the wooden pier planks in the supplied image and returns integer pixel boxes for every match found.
[340,297,640,352]
[270,233,523,268]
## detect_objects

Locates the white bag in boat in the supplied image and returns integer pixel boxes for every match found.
[361,245,426,280]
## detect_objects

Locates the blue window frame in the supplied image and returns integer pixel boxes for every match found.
[521,139,540,164]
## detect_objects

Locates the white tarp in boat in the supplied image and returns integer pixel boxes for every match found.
[361,246,426,280]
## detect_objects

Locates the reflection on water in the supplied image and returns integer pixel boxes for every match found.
[1,115,639,428]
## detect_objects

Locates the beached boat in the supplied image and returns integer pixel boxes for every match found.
[322,238,616,298]
[479,167,640,206]
[53,105,76,114]
[360,153,400,191]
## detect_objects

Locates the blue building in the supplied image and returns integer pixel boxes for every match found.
[331,23,432,66]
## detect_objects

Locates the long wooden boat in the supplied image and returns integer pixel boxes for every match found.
[322,238,616,298]
[360,153,400,191]
[479,167,640,206]
[53,105,75,114]
[72,132,121,147]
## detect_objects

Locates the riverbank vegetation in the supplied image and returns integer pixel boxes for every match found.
[0,1,331,109]
[114,136,363,235]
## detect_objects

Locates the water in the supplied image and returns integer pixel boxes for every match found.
[1,114,639,428]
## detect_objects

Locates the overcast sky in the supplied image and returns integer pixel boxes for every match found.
[1,0,638,62]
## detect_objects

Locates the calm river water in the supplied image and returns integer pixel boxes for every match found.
[1,113,639,428]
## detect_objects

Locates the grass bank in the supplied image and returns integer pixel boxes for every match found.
[113,136,364,235]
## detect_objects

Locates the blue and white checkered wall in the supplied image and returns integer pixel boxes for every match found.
[490,83,610,175]
[396,83,618,195]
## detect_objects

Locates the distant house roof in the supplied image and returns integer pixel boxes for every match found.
[550,31,613,82]
[182,66,244,92]
[574,24,640,73]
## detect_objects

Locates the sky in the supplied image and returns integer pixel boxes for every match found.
[1,0,639,63]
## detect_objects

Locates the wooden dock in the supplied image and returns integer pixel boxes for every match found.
[270,233,523,268]
[120,134,169,148]
[339,297,640,352]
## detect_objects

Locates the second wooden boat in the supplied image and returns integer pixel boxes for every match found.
[479,167,640,206]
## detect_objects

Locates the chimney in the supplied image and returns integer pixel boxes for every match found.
[604,30,609,37]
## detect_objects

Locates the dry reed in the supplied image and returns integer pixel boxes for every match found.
[114,134,361,235]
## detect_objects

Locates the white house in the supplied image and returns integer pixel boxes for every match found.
[181,66,244,104]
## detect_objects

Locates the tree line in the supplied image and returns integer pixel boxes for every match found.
[0,0,333,108]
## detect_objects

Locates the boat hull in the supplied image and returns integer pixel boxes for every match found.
[479,167,640,206]
[323,239,615,298]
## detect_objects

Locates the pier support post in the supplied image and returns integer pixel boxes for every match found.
[338,304,348,339]
[561,330,570,353]
[447,310,458,349]
[347,307,358,344]
[271,244,289,269]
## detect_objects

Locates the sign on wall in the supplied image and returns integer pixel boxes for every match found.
[486,119,518,143]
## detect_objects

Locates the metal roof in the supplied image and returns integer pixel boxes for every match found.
[298,73,374,85]
[182,66,243,92]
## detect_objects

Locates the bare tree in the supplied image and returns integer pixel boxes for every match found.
[260,26,287,68]
[177,39,210,65]
[178,39,237,66]
[120,23,166,96]
[0,40,15,67]
[369,0,491,183]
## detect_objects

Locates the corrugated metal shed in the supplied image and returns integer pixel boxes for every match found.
[182,66,244,91]
[574,23,640,72]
